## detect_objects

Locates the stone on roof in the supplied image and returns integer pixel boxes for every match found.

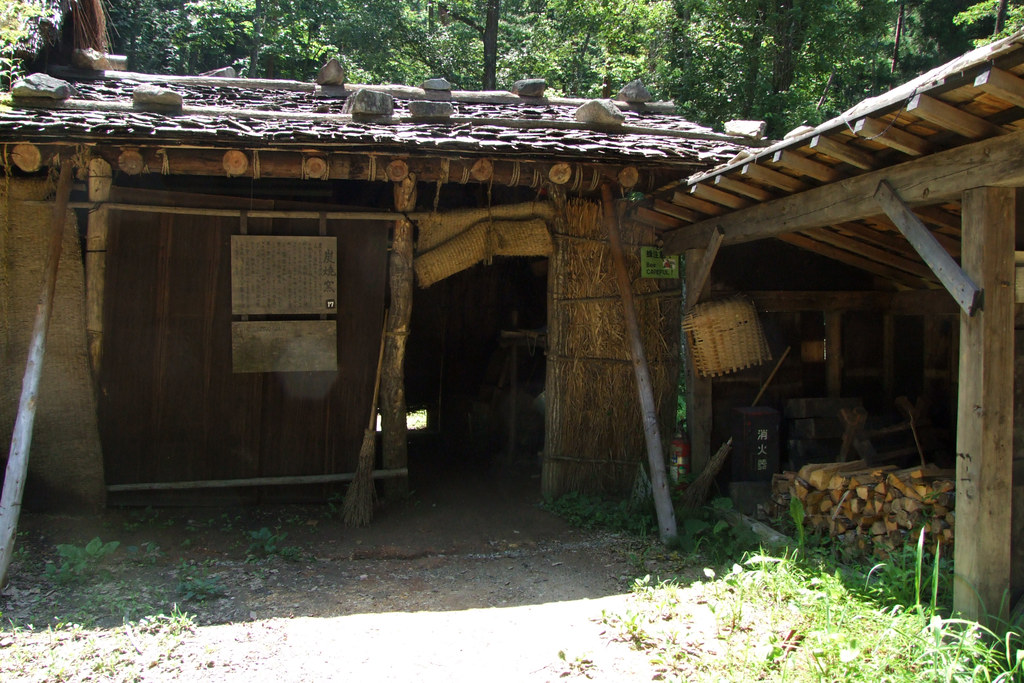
[343,88,394,118]
[616,80,652,104]
[421,78,452,92]
[408,101,454,119]
[202,66,237,78]
[72,48,110,71]
[316,59,346,86]
[724,120,767,140]
[512,79,546,97]
[132,84,183,112]
[12,74,76,101]
[575,99,625,126]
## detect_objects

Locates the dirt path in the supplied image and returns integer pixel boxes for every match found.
[0,467,676,681]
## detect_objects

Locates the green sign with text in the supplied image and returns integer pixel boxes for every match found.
[641,247,679,279]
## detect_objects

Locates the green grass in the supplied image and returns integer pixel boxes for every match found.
[602,548,1024,682]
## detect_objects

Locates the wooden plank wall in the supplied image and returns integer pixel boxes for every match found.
[98,197,386,498]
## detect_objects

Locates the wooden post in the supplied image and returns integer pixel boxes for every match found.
[685,249,713,474]
[955,186,1015,626]
[826,311,843,397]
[86,157,112,378]
[381,174,416,498]
[0,157,74,588]
[601,184,677,543]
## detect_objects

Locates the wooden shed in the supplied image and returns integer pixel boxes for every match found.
[643,31,1024,625]
[0,59,754,512]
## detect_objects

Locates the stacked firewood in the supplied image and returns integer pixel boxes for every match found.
[769,460,955,557]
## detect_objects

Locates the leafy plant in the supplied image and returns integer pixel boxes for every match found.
[245,527,301,561]
[176,562,227,602]
[673,497,759,562]
[44,537,119,583]
[544,491,655,537]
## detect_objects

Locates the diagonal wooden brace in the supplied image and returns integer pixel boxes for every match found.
[874,179,982,316]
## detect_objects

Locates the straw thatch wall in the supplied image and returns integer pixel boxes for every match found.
[542,197,680,497]
[0,176,105,509]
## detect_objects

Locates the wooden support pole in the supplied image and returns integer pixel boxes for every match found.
[381,174,416,499]
[0,156,74,588]
[955,186,1015,627]
[86,157,112,379]
[601,184,677,543]
[825,311,843,398]
[684,227,723,309]
[685,248,713,475]
[883,313,895,404]
[875,180,983,316]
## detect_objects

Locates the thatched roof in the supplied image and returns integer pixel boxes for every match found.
[0,67,753,171]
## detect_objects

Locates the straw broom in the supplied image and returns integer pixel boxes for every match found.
[343,312,388,527]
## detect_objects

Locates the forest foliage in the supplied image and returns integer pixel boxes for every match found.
[6,0,1024,136]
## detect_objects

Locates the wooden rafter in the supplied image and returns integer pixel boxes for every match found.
[853,117,932,156]
[662,128,1024,254]
[908,93,1005,139]
[777,233,929,287]
[690,183,750,210]
[713,174,774,201]
[802,226,934,280]
[771,150,843,182]
[740,163,809,193]
[975,66,1024,109]
[809,135,877,170]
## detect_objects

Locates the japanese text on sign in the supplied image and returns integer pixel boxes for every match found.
[231,236,338,315]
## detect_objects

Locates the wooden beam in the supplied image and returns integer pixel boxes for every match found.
[740,163,809,193]
[771,149,842,182]
[713,175,774,202]
[652,199,700,223]
[10,143,43,173]
[690,183,750,210]
[106,468,409,492]
[86,157,111,378]
[954,186,1015,627]
[747,289,957,315]
[685,227,723,308]
[975,66,1024,109]
[874,180,981,315]
[809,135,877,170]
[684,249,713,476]
[802,226,933,279]
[776,233,928,287]
[670,191,725,215]
[381,174,416,499]
[601,185,677,543]
[908,93,1004,140]
[853,117,932,157]
[635,206,685,231]
[662,128,1024,254]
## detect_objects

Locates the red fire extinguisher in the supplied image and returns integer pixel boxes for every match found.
[670,432,690,482]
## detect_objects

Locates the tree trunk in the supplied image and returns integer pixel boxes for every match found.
[996,0,1009,35]
[892,3,905,74]
[250,0,264,78]
[482,0,501,90]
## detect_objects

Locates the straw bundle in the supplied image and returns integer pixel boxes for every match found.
[417,201,555,252]
[414,218,551,287]
[682,295,771,377]
[543,198,680,497]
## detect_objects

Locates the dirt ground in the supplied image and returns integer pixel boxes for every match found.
[0,459,695,681]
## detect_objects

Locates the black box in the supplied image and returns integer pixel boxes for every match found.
[731,407,780,481]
